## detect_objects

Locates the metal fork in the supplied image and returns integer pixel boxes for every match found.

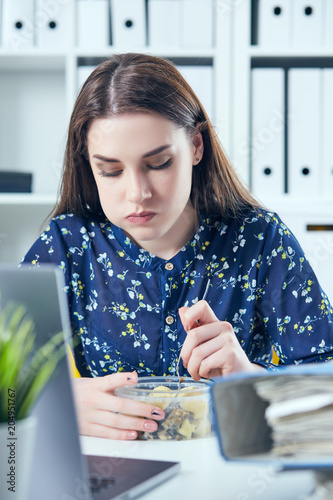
[175,278,211,389]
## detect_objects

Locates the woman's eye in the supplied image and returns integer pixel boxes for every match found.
[148,159,173,170]
[96,158,172,177]
[98,169,122,178]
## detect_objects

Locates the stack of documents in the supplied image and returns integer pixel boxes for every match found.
[211,363,333,476]
[254,374,333,457]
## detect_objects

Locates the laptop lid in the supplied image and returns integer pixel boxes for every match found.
[0,265,179,500]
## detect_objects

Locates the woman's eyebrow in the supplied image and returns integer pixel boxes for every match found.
[92,154,119,163]
[142,144,172,158]
[92,144,172,163]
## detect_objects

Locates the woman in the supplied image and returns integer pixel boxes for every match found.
[22,53,333,440]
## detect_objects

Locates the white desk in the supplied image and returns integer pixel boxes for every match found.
[80,434,316,499]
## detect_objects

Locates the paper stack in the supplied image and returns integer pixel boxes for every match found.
[254,375,333,457]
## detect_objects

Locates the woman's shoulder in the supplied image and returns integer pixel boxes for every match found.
[207,207,287,233]
[241,207,287,229]
[46,212,107,233]
[203,208,295,252]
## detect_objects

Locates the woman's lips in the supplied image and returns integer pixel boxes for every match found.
[126,212,156,224]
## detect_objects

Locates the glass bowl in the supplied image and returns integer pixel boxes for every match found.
[115,376,212,440]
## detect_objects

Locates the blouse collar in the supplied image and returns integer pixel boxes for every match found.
[108,215,219,275]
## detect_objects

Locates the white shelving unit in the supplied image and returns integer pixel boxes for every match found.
[0,1,232,264]
[4,0,332,302]
[230,1,333,300]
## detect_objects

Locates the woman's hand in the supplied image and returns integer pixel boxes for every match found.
[72,371,165,440]
[178,301,265,380]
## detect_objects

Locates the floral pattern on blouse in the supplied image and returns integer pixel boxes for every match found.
[21,209,333,377]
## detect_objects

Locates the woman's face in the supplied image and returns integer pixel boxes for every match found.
[87,112,203,258]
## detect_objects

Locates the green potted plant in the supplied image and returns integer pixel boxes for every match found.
[0,299,65,500]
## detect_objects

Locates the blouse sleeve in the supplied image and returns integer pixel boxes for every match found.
[253,213,333,367]
[21,218,69,270]
[21,217,90,376]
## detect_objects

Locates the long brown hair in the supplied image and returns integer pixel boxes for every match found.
[51,52,260,221]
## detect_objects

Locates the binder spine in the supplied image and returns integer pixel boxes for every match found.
[251,67,285,198]
[2,0,35,49]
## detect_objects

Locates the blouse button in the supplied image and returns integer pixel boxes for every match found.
[165,262,174,271]
[165,316,174,325]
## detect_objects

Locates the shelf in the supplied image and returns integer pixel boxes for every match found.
[0,46,217,66]
[0,193,57,206]
[75,46,217,64]
[254,195,333,214]
[248,46,333,58]
[0,51,67,70]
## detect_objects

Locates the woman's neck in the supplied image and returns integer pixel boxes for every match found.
[127,204,197,261]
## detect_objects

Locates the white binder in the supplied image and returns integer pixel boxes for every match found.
[257,0,292,47]
[0,0,2,45]
[77,0,109,47]
[110,0,146,47]
[176,64,214,122]
[325,0,333,46]
[292,0,324,47]
[148,0,181,47]
[2,0,34,49]
[35,0,72,48]
[251,68,285,198]
[322,69,333,197]
[181,0,213,48]
[288,68,321,197]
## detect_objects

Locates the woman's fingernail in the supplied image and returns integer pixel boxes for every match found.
[126,431,137,439]
[151,408,164,417]
[144,421,158,431]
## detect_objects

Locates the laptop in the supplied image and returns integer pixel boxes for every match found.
[0,265,180,500]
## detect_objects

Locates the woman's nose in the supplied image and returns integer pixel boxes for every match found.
[126,172,152,204]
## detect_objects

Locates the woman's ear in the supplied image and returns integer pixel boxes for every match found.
[192,130,204,165]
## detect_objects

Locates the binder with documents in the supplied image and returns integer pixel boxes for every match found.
[181,0,213,48]
[77,0,110,47]
[288,68,321,197]
[35,0,72,48]
[325,0,333,46]
[0,0,2,45]
[258,0,292,47]
[292,0,324,47]
[110,0,146,47]
[211,362,333,468]
[177,63,214,122]
[148,0,181,47]
[2,0,34,49]
[322,69,333,198]
[251,67,285,198]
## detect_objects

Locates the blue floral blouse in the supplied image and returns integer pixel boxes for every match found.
[21,209,333,377]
